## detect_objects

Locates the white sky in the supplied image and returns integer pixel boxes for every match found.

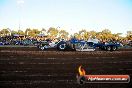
[0,0,132,36]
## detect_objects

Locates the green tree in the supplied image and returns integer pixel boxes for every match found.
[102,29,111,34]
[112,33,122,40]
[40,28,47,35]
[126,31,132,40]
[78,29,87,40]
[79,29,87,35]
[83,32,89,40]
[28,29,40,37]
[17,30,24,35]
[25,28,31,35]
[41,28,46,32]
[47,27,58,39]
[89,30,97,38]
[101,29,112,40]
[0,28,10,36]
[73,33,81,39]
[11,30,18,35]
[59,30,69,39]
[96,32,102,39]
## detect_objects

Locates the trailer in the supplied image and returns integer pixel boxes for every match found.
[56,38,121,51]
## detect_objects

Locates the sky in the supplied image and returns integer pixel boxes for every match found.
[0,0,132,36]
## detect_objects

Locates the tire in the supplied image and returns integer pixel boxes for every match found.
[106,46,111,51]
[57,42,67,51]
[112,46,117,51]
[40,46,45,50]
[40,45,48,50]
[37,45,40,48]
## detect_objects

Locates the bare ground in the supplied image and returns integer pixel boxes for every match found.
[0,47,132,88]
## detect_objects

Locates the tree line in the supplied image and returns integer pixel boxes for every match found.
[0,27,132,41]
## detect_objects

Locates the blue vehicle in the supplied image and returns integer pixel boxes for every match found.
[0,42,4,45]
[56,38,121,51]
[93,42,120,51]
[38,38,121,51]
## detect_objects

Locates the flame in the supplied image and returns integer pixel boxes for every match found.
[78,65,86,76]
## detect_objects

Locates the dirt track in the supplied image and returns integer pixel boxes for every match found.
[0,47,132,88]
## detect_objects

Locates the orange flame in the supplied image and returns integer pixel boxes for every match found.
[78,65,86,76]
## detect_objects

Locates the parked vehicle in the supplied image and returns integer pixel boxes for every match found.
[0,42,4,45]
[23,39,33,46]
[128,41,132,46]
[3,41,10,45]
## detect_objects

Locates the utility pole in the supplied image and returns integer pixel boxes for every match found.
[17,0,24,31]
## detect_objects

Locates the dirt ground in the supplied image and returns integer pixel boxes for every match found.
[0,47,132,88]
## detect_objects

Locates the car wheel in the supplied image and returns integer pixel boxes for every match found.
[57,42,67,51]
[40,46,45,50]
[112,46,117,51]
[106,46,111,51]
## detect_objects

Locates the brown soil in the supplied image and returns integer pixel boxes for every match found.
[0,47,132,88]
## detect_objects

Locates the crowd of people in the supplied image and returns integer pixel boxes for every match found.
[0,34,132,47]
[0,35,42,46]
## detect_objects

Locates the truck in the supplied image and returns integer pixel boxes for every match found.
[38,38,121,51]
